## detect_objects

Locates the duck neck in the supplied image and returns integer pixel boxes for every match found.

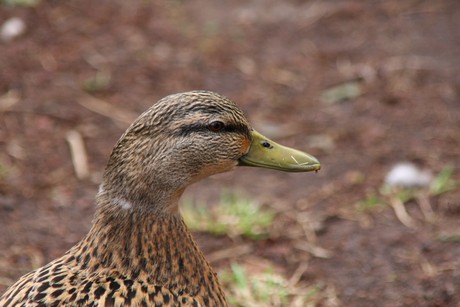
[72,190,226,304]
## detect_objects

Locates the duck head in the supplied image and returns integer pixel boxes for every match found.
[101,91,320,213]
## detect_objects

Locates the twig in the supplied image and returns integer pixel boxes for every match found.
[283,210,318,243]
[2,109,76,123]
[0,89,20,111]
[206,243,253,263]
[78,94,137,127]
[294,240,333,259]
[420,257,437,277]
[66,130,90,180]
[288,262,309,287]
[416,192,436,223]
[389,197,417,229]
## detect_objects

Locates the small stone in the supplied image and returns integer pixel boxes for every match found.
[1,17,26,42]
[385,162,433,188]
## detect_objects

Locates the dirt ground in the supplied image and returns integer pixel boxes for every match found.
[1,0,460,306]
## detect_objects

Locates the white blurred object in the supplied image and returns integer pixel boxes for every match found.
[385,162,433,188]
[1,17,26,42]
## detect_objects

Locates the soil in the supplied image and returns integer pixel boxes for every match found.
[1,0,460,306]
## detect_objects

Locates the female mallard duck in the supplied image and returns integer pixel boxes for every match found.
[0,91,320,306]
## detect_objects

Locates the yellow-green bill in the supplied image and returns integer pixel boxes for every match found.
[238,130,320,172]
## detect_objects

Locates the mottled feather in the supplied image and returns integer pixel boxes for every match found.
[1,91,254,306]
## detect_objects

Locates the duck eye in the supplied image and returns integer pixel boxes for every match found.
[208,121,225,132]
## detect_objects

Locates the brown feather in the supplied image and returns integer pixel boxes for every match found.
[1,91,254,306]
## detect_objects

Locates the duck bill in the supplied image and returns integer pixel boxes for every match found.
[238,130,321,172]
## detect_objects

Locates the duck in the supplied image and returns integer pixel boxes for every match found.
[0,90,320,306]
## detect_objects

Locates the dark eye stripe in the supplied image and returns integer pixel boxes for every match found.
[224,124,250,136]
[177,123,206,136]
[178,123,250,137]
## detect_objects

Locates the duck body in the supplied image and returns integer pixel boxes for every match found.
[0,91,320,306]
[2,213,224,306]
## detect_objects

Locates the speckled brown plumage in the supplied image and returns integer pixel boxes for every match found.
[1,213,225,306]
[0,90,320,306]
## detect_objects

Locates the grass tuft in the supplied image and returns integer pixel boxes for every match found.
[1,0,39,7]
[182,191,274,240]
[221,263,321,307]
[356,193,385,212]
[82,70,111,93]
[430,164,457,196]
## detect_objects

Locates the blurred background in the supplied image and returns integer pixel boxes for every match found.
[0,0,459,305]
